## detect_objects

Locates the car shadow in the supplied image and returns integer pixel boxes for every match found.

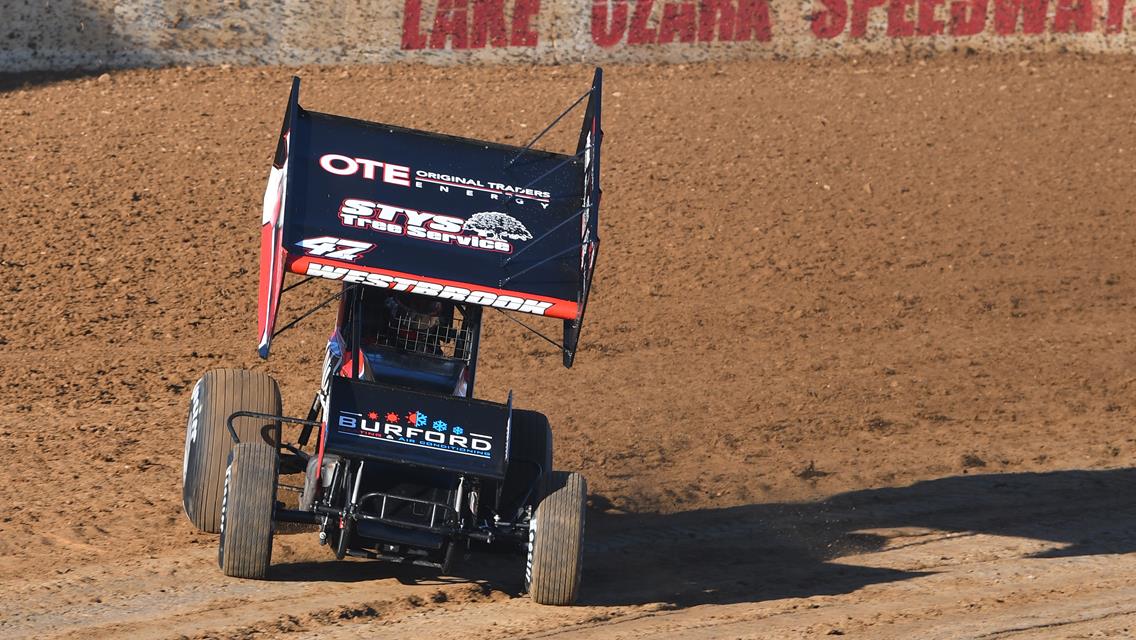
[269,468,1136,609]
[578,467,1136,607]
[269,557,509,588]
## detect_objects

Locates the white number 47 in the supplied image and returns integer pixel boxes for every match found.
[297,236,374,261]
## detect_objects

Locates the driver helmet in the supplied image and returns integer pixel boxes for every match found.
[382,293,444,352]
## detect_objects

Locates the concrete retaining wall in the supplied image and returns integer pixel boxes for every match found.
[3,0,1134,72]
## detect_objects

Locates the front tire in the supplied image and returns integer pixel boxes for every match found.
[218,442,278,579]
[526,471,586,606]
[182,369,281,533]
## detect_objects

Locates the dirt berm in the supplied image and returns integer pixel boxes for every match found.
[2,57,1136,638]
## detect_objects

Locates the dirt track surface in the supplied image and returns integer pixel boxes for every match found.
[2,57,1136,638]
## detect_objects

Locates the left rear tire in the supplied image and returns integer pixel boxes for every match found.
[182,369,281,533]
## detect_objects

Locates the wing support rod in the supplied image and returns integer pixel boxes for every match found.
[492,307,566,356]
[501,204,588,266]
[282,275,317,293]
[498,242,585,286]
[505,87,594,169]
[271,290,343,339]
[519,145,592,193]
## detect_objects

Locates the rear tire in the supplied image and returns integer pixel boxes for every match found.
[526,471,586,606]
[182,369,282,533]
[218,443,278,579]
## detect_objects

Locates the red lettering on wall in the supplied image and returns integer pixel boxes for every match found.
[1105,0,1125,32]
[699,0,738,41]
[431,0,470,49]
[403,0,540,49]
[917,0,946,34]
[812,0,849,38]
[851,0,889,36]
[628,0,659,43]
[949,0,988,34]
[590,0,772,45]
[403,0,429,49]
[659,2,698,42]
[993,0,1048,34]
[735,0,774,39]
[407,0,1134,51]
[472,0,509,47]
[1104,0,1122,31]
[511,0,541,45]
[592,0,630,46]
[1052,0,1093,31]
[888,0,917,35]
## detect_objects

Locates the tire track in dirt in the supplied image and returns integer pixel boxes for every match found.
[0,545,504,639]
[3,466,1134,638]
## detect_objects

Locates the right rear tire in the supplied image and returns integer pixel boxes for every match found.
[218,442,278,579]
[182,369,281,533]
[526,471,586,606]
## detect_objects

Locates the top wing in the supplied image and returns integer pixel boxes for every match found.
[257,73,602,363]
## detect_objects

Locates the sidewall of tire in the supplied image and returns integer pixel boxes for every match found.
[182,369,281,534]
[218,442,278,579]
[527,471,586,606]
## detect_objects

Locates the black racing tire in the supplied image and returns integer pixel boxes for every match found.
[503,410,554,513]
[218,442,278,579]
[182,369,281,534]
[526,471,586,606]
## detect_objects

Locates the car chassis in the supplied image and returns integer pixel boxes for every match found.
[182,70,603,605]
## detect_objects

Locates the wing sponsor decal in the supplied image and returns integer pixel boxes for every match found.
[288,256,577,319]
[462,211,533,242]
[319,153,551,207]
[318,154,412,186]
[413,170,551,207]
[297,236,375,261]
[338,199,532,253]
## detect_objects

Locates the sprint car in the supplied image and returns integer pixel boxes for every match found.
[181,70,603,606]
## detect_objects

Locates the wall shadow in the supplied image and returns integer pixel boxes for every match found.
[1,3,125,89]
[0,70,111,92]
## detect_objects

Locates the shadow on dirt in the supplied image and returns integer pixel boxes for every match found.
[269,468,1136,609]
[269,557,522,591]
[578,467,1136,607]
[0,70,107,93]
